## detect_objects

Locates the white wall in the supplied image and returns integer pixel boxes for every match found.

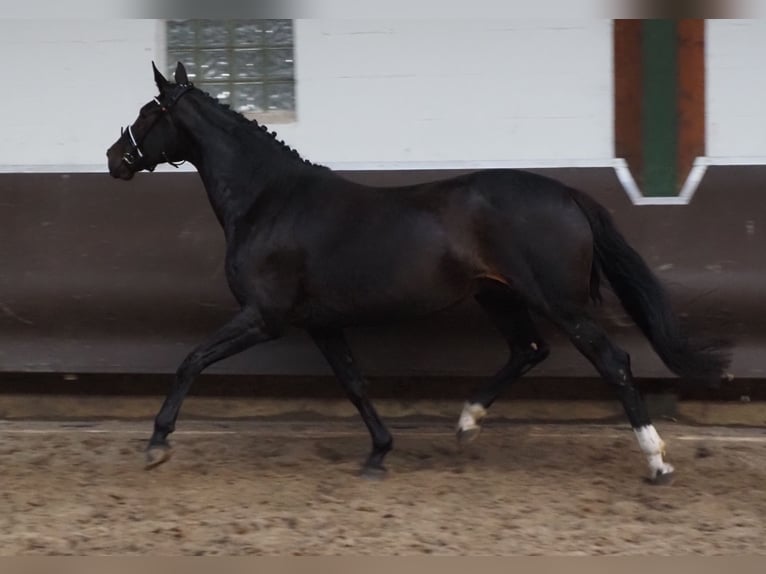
[0,19,158,172]
[0,19,614,173]
[706,19,766,163]
[285,19,613,169]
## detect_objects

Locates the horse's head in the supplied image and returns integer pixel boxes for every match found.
[107,62,194,180]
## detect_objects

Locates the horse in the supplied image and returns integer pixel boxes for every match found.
[107,62,730,483]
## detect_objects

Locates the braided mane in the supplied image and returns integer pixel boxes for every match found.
[192,86,327,170]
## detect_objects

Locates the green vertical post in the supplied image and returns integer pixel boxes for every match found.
[641,20,678,197]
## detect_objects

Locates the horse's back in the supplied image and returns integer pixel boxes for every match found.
[240,168,596,326]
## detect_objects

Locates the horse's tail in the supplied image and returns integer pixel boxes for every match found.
[568,188,731,384]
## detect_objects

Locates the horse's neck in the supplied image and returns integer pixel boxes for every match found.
[193,149,258,228]
[183,112,276,231]
[177,97,323,234]
[196,163,250,232]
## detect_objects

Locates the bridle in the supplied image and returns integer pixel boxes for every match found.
[120,82,193,171]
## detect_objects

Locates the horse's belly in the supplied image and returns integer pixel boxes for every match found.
[292,225,480,327]
[295,274,473,328]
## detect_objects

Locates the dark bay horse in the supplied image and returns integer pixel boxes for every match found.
[107,62,730,483]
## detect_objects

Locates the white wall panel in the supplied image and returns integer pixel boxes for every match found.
[0,19,158,171]
[0,19,614,172]
[707,19,766,163]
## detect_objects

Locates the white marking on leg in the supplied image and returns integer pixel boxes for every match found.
[634,425,675,478]
[457,402,487,432]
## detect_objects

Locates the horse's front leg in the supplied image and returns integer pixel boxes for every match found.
[310,327,393,479]
[146,305,279,468]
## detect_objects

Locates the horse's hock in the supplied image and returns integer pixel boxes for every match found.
[0,166,763,420]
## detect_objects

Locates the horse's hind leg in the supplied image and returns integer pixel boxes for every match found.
[310,327,393,479]
[456,285,549,442]
[550,309,675,484]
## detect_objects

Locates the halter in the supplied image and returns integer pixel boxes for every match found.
[121,83,193,171]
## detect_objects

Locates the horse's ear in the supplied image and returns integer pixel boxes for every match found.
[152,61,169,91]
[174,62,189,85]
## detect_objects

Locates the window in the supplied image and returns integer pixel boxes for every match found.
[166,19,295,122]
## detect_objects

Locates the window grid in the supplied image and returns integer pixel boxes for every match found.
[166,19,295,116]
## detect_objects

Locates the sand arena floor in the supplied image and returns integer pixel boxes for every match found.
[0,419,763,555]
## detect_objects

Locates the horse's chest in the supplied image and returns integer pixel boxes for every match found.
[224,245,305,306]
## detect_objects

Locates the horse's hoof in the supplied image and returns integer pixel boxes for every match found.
[457,426,482,445]
[647,470,675,486]
[359,465,387,481]
[145,445,172,470]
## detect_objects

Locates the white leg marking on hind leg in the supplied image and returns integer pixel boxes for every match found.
[634,425,675,478]
[457,402,487,432]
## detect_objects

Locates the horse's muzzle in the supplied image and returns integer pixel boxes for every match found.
[107,159,135,180]
[107,152,136,180]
